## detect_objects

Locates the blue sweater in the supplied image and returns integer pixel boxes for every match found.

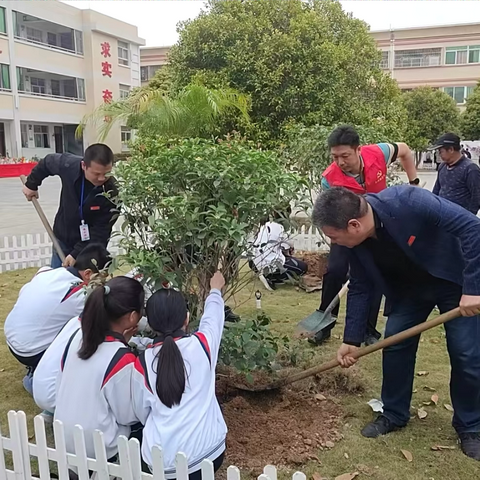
[344,186,480,345]
[432,156,480,214]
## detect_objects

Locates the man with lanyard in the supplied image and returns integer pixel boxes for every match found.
[22,144,118,268]
[432,133,480,215]
[306,125,419,346]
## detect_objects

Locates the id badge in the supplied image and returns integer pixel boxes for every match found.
[80,221,90,241]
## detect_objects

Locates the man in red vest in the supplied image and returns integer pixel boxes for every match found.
[308,125,419,346]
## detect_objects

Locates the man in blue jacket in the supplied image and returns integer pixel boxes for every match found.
[312,185,480,461]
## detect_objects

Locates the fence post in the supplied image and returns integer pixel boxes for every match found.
[92,430,110,480]
[53,420,70,480]
[0,422,7,480]
[73,425,90,480]
[128,437,142,480]
[117,436,134,480]
[33,415,51,480]
[151,446,165,480]
[264,465,277,480]
[7,411,26,480]
[175,453,189,480]
[227,466,241,480]
[292,473,307,480]
[200,459,215,480]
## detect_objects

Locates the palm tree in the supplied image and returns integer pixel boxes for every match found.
[76,83,250,140]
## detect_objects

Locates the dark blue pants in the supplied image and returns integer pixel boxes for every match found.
[382,281,480,434]
[50,239,72,269]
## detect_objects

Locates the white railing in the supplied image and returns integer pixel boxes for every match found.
[2,410,307,480]
[289,225,329,252]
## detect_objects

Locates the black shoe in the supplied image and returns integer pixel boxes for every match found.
[361,415,403,438]
[308,329,331,346]
[459,433,480,461]
[224,306,240,323]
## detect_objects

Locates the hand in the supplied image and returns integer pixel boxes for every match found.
[337,343,359,368]
[22,185,38,201]
[62,255,76,267]
[123,326,138,343]
[210,271,225,291]
[459,294,480,317]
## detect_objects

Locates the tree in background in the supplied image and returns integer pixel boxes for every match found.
[166,0,406,143]
[461,82,480,141]
[401,86,460,162]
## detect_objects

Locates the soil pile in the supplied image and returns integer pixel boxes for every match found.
[298,252,329,278]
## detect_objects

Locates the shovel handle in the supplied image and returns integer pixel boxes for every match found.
[274,307,461,389]
[20,175,66,263]
[323,280,349,316]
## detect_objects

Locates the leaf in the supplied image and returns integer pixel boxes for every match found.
[401,449,413,462]
[335,473,359,480]
[444,403,454,412]
[417,371,429,376]
[315,394,327,401]
[417,407,428,419]
[423,386,436,392]
[431,445,456,451]
[431,394,439,405]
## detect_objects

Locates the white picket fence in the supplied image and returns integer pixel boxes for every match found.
[0,227,328,273]
[2,410,307,480]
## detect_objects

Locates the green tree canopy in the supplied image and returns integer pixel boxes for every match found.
[401,86,460,152]
[461,82,480,140]
[166,0,406,142]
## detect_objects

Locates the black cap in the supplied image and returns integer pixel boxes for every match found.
[429,133,461,150]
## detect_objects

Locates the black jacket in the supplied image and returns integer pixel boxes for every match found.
[25,153,118,258]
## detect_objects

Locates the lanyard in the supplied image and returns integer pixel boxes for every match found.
[79,176,85,221]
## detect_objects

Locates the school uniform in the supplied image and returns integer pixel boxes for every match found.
[132,289,227,477]
[54,330,138,460]
[4,267,86,368]
[33,316,81,412]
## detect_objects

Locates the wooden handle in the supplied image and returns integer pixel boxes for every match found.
[20,175,66,263]
[272,307,461,389]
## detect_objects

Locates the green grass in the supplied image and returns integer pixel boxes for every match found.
[0,269,478,479]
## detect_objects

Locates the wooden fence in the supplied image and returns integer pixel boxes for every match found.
[2,410,307,480]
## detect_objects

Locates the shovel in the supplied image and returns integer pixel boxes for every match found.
[19,174,66,264]
[237,307,460,392]
[295,281,349,337]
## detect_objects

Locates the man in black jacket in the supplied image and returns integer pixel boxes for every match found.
[22,144,118,268]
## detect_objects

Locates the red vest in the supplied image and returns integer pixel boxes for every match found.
[322,144,387,194]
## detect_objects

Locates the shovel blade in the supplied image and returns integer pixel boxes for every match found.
[295,310,336,338]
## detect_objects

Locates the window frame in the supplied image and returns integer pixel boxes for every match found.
[33,125,50,149]
[119,83,130,99]
[445,45,480,65]
[0,64,10,90]
[118,40,130,66]
[121,126,132,151]
[0,7,6,35]
[30,77,46,95]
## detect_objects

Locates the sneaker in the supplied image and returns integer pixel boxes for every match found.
[22,371,33,396]
[307,329,332,346]
[361,415,403,438]
[39,410,54,424]
[258,274,276,291]
[459,432,480,461]
[224,306,241,323]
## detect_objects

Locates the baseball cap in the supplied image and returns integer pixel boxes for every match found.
[429,133,461,150]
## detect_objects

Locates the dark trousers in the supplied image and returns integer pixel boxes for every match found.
[319,243,381,338]
[269,256,308,282]
[382,281,480,433]
[51,239,72,269]
[8,346,45,371]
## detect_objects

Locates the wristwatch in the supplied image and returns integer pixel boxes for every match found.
[409,178,420,185]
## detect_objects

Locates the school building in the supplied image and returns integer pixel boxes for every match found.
[0,0,145,160]
[371,22,480,109]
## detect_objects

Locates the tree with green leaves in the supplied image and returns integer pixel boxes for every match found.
[461,82,480,140]
[401,86,460,157]
[166,0,406,143]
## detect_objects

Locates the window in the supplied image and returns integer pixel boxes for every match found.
[34,125,50,148]
[380,51,389,69]
[446,45,480,65]
[26,27,43,43]
[20,124,28,148]
[394,48,441,68]
[30,77,46,95]
[443,86,475,104]
[76,78,85,101]
[0,7,6,34]
[47,32,57,47]
[0,64,10,90]
[74,30,84,55]
[118,41,129,66]
[16,67,24,91]
[119,84,130,99]
[121,127,131,151]
[50,79,60,97]
[62,78,76,98]
[141,66,148,82]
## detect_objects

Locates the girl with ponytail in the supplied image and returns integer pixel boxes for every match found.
[132,271,227,479]
[55,276,145,461]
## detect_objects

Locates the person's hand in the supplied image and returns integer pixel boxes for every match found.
[123,326,138,343]
[62,255,76,267]
[210,271,225,291]
[22,185,38,201]
[337,343,359,368]
[459,295,480,317]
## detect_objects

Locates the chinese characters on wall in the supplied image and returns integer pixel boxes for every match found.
[100,41,113,122]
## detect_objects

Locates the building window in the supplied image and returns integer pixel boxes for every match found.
[446,45,480,65]
[141,66,148,82]
[121,127,132,151]
[20,124,28,148]
[0,7,6,34]
[443,86,475,104]
[0,64,10,90]
[26,27,43,44]
[395,48,441,68]
[34,125,50,148]
[74,30,84,55]
[76,78,85,101]
[119,84,130,99]
[118,41,129,66]
[380,51,389,69]
[16,67,24,91]
[30,77,46,95]
[51,79,60,97]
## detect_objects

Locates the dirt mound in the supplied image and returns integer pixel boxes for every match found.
[218,386,342,472]
[299,252,329,278]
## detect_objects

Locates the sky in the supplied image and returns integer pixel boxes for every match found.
[62,0,480,47]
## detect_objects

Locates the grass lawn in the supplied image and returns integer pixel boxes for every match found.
[0,268,478,480]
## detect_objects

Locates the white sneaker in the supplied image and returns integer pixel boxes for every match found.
[39,410,54,424]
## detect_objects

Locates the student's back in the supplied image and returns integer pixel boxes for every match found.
[132,273,227,477]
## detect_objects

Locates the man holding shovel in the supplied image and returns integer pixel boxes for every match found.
[312,185,480,461]
[306,125,418,346]
[22,144,118,268]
